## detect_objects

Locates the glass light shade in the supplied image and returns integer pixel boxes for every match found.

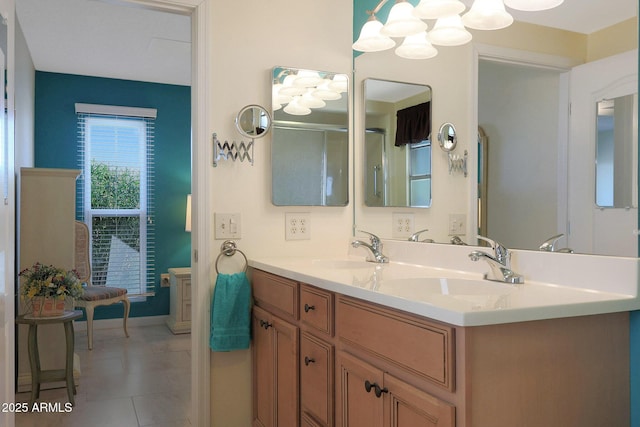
[283,96,311,115]
[293,70,324,87]
[381,1,428,38]
[312,81,342,100]
[413,0,466,19]
[298,90,326,109]
[272,102,282,112]
[328,74,349,93]
[353,16,396,52]
[395,32,438,59]
[272,83,293,105]
[429,15,472,46]
[278,75,306,96]
[462,0,513,30]
[504,0,563,11]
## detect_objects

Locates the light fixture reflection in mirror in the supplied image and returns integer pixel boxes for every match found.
[271,66,350,207]
[364,78,432,208]
[595,93,638,209]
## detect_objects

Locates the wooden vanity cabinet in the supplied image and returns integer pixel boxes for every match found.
[252,269,630,427]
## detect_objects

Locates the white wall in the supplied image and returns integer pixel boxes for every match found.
[14,14,34,169]
[206,2,353,425]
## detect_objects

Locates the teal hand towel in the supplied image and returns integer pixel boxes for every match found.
[210,271,252,352]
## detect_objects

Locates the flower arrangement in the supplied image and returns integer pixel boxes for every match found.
[19,262,84,300]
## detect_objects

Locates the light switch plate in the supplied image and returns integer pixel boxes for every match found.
[214,213,241,239]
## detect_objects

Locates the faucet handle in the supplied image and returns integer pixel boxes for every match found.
[539,234,564,252]
[356,230,381,246]
[408,229,429,242]
[476,235,508,264]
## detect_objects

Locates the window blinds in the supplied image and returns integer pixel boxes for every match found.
[76,104,156,296]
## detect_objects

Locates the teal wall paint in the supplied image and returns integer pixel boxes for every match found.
[34,71,191,320]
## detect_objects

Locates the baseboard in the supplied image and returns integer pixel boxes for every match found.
[73,315,169,332]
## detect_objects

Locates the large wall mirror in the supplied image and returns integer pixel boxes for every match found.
[595,93,638,208]
[364,79,432,207]
[271,66,349,206]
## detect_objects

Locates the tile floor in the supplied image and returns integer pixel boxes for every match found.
[15,323,192,427]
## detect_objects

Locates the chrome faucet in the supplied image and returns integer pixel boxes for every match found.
[408,229,434,243]
[450,235,467,245]
[352,230,389,263]
[468,235,524,284]
[539,233,574,253]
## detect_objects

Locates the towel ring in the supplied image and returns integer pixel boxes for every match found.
[215,240,248,274]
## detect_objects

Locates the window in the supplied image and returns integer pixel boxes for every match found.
[408,140,432,207]
[76,104,156,296]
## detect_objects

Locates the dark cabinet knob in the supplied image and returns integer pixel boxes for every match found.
[304,304,315,313]
[374,384,388,398]
[304,356,315,366]
[364,380,374,393]
[259,319,272,330]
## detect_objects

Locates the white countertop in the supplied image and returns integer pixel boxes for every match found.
[249,241,640,326]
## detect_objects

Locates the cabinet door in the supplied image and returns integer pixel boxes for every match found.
[253,306,300,427]
[253,306,274,427]
[384,374,455,427]
[273,315,300,427]
[336,352,384,427]
[301,332,334,426]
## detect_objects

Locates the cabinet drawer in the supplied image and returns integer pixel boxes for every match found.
[182,279,191,300]
[300,284,333,337]
[300,332,334,426]
[252,270,299,321]
[337,296,455,391]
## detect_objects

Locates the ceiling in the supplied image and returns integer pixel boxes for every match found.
[15,0,638,87]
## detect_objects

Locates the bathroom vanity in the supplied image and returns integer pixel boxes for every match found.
[249,240,638,427]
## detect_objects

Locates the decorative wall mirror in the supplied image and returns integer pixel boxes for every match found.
[235,104,271,139]
[271,66,349,206]
[363,78,432,207]
[595,93,638,208]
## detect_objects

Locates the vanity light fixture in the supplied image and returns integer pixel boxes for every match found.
[273,68,348,116]
[381,0,428,37]
[395,31,438,59]
[353,0,563,58]
[504,0,564,11]
[462,0,513,31]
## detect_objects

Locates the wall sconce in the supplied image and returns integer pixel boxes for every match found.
[185,194,192,232]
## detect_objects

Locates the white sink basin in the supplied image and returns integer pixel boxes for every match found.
[377,277,515,297]
[311,259,375,270]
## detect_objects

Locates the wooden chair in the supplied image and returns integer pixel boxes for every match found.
[74,220,130,350]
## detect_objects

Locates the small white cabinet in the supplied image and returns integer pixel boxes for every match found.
[166,267,191,334]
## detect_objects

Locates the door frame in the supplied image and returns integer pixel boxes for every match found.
[112,1,211,426]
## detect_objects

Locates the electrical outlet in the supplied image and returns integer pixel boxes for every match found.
[448,213,466,236]
[214,213,241,239]
[392,212,414,238]
[160,273,171,287]
[285,212,310,240]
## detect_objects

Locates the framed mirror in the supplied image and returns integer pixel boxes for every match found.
[595,93,638,208]
[271,66,349,206]
[235,104,271,139]
[363,78,432,207]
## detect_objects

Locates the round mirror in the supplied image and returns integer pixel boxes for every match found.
[437,122,457,152]
[235,105,271,139]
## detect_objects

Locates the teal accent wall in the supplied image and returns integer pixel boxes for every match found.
[34,71,191,320]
